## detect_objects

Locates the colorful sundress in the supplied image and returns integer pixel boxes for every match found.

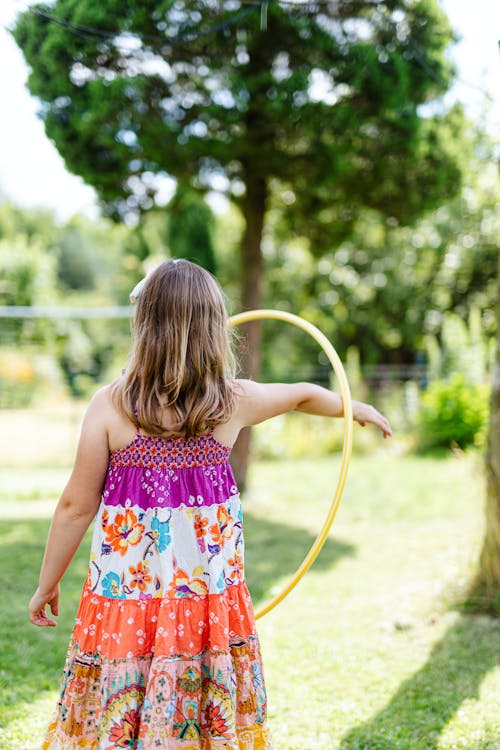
[43,427,273,750]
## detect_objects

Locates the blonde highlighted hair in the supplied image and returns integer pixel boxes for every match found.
[112,259,237,437]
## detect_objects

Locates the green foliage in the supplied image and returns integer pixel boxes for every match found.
[167,184,216,272]
[212,203,243,308]
[416,294,492,456]
[261,128,498,368]
[0,350,37,408]
[417,373,490,452]
[13,1,463,232]
[0,201,58,246]
[0,235,55,308]
[51,213,134,303]
[0,201,135,399]
[56,225,97,290]
[0,233,57,350]
[424,307,492,385]
[54,320,129,398]
[0,200,133,304]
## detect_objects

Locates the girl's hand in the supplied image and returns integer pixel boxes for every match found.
[29,584,60,627]
[352,400,392,438]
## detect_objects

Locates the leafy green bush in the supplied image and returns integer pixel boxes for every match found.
[417,373,490,451]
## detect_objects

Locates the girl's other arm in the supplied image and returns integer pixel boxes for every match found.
[236,380,392,438]
[29,387,111,627]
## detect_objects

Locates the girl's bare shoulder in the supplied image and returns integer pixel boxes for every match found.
[90,382,121,418]
[90,382,136,451]
[233,378,259,396]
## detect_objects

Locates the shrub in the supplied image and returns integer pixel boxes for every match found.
[417,373,490,452]
[0,351,37,407]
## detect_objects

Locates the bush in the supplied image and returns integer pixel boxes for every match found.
[0,351,37,407]
[417,373,490,452]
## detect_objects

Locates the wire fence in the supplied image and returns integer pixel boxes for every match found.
[0,306,130,319]
[0,305,434,456]
[0,305,429,392]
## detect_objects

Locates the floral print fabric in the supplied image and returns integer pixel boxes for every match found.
[90,494,243,600]
[43,431,273,750]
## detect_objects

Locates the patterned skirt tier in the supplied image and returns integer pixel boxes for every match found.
[42,581,272,750]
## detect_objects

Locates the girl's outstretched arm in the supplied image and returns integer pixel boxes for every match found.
[29,388,111,627]
[236,380,392,438]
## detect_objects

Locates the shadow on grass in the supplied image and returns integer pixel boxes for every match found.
[339,615,500,750]
[0,518,90,725]
[242,510,355,603]
[0,511,354,726]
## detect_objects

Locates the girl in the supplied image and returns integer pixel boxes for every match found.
[30,259,391,750]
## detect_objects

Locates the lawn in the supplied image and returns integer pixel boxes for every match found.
[1,428,499,749]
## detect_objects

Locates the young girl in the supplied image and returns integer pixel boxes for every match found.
[30,259,391,750]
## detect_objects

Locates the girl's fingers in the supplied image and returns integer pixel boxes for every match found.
[355,409,392,437]
[30,608,57,627]
[382,421,392,437]
[30,588,59,626]
[373,410,391,437]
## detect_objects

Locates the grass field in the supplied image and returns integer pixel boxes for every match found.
[1,432,499,749]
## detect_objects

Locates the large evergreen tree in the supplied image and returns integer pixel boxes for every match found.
[13,0,464,483]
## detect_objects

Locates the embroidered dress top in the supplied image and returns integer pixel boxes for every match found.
[43,428,273,750]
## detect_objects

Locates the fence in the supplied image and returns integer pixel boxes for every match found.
[0,306,428,407]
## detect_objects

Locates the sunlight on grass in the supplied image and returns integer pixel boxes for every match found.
[0,693,56,750]
[1,469,69,506]
[1,447,499,750]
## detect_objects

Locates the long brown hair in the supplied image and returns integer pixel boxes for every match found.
[112,259,237,437]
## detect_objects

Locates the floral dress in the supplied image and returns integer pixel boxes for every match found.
[43,428,273,750]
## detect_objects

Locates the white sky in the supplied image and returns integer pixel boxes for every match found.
[0,0,499,221]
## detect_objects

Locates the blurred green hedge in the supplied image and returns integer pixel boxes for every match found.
[417,373,490,452]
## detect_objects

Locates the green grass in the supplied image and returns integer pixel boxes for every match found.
[1,449,500,749]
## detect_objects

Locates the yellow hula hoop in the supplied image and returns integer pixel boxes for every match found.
[228,310,354,620]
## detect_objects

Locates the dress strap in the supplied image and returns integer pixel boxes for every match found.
[207,425,219,442]
[133,403,141,435]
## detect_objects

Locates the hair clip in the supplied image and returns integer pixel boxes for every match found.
[129,277,147,304]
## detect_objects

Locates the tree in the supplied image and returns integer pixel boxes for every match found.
[464,145,500,614]
[167,183,216,272]
[13,0,465,483]
[474,262,500,614]
[214,120,490,387]
[0,200,58,247]
[57,224,98,290]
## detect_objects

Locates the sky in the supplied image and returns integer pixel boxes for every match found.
[0,0,499,222]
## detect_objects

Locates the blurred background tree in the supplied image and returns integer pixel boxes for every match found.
[56,220,98,291]
[260,124,497,374]
[167,183,217,273]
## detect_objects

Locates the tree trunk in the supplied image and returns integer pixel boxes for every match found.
[230,173,267,490]
[471,257,500,613]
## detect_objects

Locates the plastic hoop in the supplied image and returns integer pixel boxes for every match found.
[228,310,354,619]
